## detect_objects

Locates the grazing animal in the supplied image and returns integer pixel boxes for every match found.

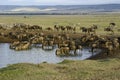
[58,43,69,48]
[56,47,70,56]
[42,40,54,50]
[80,27,88,34]
[113,38,120,50]
[10,41,20,49]
[17,34,29,41]
[75,45,83,54]
[110,23,116,27]
[80,27,96,34]
[66,26,73,33]
[90,42,99,54]
[15,41,31,51]
[104,23,116,34]
[54,25,60,31]
[31,36,44,44]
[104,41,114,55]
[29,25,42,30]
[45,27,53,31]
[91,24,98,29]
[59,26,66,33]
[87,28,96,34]
[104,27,114,33]
[69,45,76,54]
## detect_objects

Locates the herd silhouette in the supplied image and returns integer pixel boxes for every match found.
[0,22,120,56]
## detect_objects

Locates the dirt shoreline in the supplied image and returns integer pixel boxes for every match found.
[88,50,120,60]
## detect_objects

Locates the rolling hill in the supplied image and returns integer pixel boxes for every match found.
[0,4,120,15]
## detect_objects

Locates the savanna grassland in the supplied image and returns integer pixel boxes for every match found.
[0,14,120,80]
[0,14,120,35]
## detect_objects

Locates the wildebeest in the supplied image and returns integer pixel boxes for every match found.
[45,27,53,31]
[28,25,42,30]
[56,47,70,56]
[59,26,66,33]
[104,27,114,34]
[110,22,116,27]
[10,41,20,49]
[80,27,88,34]
[42,40,54,50]
[80,27,96,34]
[10,41,31,51]
[15,41,31,51]
[104,23,116,34]
[54,25,60,31]
[91,24,98,29]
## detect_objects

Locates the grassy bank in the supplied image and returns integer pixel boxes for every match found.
[0,59,120,80]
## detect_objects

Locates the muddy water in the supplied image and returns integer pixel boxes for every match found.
[0,43,101,68]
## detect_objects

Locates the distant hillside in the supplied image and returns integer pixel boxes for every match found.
[0,4,120,15]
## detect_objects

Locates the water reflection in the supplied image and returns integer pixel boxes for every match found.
[0,43,101,68]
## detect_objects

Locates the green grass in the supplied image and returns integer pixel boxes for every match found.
[0,59,120,80]
[0,15,120,27]
[0,14,120,35]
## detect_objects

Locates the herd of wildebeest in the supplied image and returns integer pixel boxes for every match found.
[0,22,120,56]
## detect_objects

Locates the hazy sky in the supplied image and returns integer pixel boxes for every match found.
[1,0,120,5]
